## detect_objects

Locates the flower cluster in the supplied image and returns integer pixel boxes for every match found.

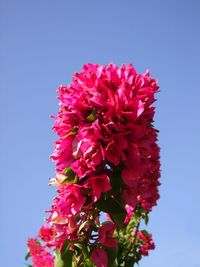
[138,231,155,256]
[27,63,160,267]
[27,238,54,267]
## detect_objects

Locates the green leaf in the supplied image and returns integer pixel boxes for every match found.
[143,213,149,225]
[70,127,78,135]
[104,247,118,267]
[140,209,149,225]
[96,197,125,214]
[126,216,137,234]
[61,250,73,267]
[61,167,78,184]
[74,243,90,259]
[140,229,149,237]
[110,213,126,230]
[63,127,78,138]
[54,252,63,267]
[25,251,30,261]
[124,258,135,267]
[54,246,73,267]
[96,197,126,229]
[109,165,123,200]
[83,258,95,267]
[111,260,118,267]
[86,109,96,122]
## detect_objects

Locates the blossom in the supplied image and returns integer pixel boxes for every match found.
[38,225,54,243]
[50,217,78,250]
[50,63,160,212]
[27,238,54,267]
[138,231,155,256]
[71,120,104,178]
[50,136,74,173]
[91,248,108,267]
[85,174,112,201]
[98,223,117,248]
[121,185,138,208]
[51,184,86,217]
[124,204,135,224]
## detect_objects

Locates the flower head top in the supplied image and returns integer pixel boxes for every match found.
[51,63,160,213]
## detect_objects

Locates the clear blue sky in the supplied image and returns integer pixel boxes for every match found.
[0,1,200,266]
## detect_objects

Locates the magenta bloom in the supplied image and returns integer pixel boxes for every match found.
[50,63,160,213]
[124,204,135,224]
[27,238,54,267]
[38,225,54,243]
[138,231,155,256]
[91,248,108,267]
[98,223,117,248]
[51,184,86,216]
[50,136,74,173]
[86,174,112,201]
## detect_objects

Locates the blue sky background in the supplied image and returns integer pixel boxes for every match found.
[1,1,200,266]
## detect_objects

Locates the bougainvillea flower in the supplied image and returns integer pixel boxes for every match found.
[121,185,138,208]
[50,136,74,172]
[38,225,54,243]
[124,204,135,224]
[51,184,86,216]
[138,231,155,256]
[91,248,108,267]
[98,223,117,248]
[49,64,160,212]
[86,174,112,201]
[27,238,54,267]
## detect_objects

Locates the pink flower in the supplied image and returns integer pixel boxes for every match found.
[124,204,135,224]
[50,63,160,213]
[104,135,129,166]
[38,225,54,243]
[71,158,91,178]
[27,238,54,267]
[50,136,74,172]
[121,185,138,208]
[51,218,78,250]
[98,223,117,248]
[51,184,86,216]
[42,213,80,251]
[71,140,103,178]
[91,248,108,267]
[138,231,155,256]
[71,121,104,177]
[86,174,112,202]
